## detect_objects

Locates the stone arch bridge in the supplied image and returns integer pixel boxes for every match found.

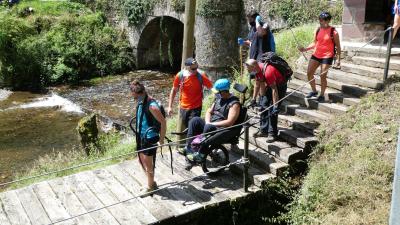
[114,0,244,78]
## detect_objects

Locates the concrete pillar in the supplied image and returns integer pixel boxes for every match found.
[195,0,242,80]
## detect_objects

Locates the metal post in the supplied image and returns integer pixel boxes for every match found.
[243,122,249,192]
[177,0,196,149]
[384,27,394,82]
[389,128,400,225]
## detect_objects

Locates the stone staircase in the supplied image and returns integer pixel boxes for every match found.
[226,44,400,186]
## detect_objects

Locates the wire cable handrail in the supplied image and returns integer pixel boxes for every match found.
[0,26,392,189]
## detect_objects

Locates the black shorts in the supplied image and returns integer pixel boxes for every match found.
[311,55,334,65]
[180,107,202,127]
[138,136,159,156]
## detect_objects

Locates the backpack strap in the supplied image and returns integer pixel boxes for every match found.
[178,69,205,100]
[330,27,337,56]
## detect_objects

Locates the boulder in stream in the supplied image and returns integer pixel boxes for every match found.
[76,113,100,155]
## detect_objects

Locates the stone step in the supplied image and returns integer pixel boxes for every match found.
[286,87,349,115]
[297,64,384,89]
[278,126,318,150]
[228,150,276,187]
[294,70,377,96]
[342,42,400,58]
[243,126,307,164]
[280,102,333,124]
[248,108,319,135]
[351,56,400,71]
[279,114,320,135]
[340,62,395,80]
[287,78,361,106]
[228,141,288,176]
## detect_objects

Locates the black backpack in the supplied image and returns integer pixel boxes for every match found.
[260,52,293,82]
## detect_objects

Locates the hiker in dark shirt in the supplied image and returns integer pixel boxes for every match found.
[250,23,272,60]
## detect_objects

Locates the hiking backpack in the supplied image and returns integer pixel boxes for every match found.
[178,70,205,99]
[142,95,166,133]
[260,52,293,82]
[315,26,337,56]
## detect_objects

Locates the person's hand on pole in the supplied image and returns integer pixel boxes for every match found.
[271,105,280,115]
[298,46,307,52]
[167,107,173,116]
[238,37,244,46]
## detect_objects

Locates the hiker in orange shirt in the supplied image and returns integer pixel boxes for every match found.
[299,11,341,102]
[167,58,213,146]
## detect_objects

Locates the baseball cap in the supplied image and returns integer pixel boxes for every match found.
[184,57,197,66]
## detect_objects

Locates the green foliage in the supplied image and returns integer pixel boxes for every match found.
[171,0,185,12]
[196,0,224,17]
[0,1,133,90]
[275,24,316,66]
[124,0,156,25]
[286,77,400,224]
[269,0,343,27]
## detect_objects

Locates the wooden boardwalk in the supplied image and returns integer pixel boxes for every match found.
[0,148,274,225]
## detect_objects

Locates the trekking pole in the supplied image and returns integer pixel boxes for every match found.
[289,28,308,61]
[240,45,243,76]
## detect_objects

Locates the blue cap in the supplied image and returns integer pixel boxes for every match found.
[212,78,231,93]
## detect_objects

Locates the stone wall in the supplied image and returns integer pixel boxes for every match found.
[342,0,386,43]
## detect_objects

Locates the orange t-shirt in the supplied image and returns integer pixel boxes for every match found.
[173,70,213,110]
[313,27,338,59]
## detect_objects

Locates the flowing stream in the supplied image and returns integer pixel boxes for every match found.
[0,71,174,184]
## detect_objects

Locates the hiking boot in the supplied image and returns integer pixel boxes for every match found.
[305,91,318,98]
[187,152,205,163]
[253,131,269,138]
[317,95,325,102]
[140,182,158,198]
[265,135,277,143]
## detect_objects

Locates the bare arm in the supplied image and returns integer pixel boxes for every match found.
[149,106,166,145]
[205,103,214,124]
[333,32,341,65]
[253,80,261,100]
[270,83,279,105]
[167,87,178,116]
[210,103,240,127]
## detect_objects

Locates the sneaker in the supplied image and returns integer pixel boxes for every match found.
[253,131,269,138]
[187,152,205,163]
[265,136,277,143]
[140,182,158,198]
[317,95,325,102]
[305,91,318,98]
[184,158,194,171]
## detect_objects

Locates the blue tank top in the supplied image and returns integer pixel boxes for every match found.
[136,100,160,140]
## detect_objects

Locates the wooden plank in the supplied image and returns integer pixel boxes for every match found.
[92,169,158,225]
[64,175,120,225]
[166,153,245,200]
[0,195,12,225]
[155,155,217,204]
[32,181,71,223]
[0,191,31,225]
[119,160,203,214]
[106,164,178,220]
[16,187,52,225]
[48,178,98,225]
[76,171,143,225]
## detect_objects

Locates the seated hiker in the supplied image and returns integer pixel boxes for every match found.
[130,80,166,196]
[185,78,241,163]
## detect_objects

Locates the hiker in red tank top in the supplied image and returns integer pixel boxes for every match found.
[299,12,341,102]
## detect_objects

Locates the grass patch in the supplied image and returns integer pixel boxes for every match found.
[286,76,400,225]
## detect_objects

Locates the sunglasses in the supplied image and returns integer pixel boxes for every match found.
[190,67,198,71]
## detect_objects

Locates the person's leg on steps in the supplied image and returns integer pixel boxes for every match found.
[265,87,273,135]
[319,63,331,102]
[139,152,156,190]
[393,9,400,39]
[306,58,321,97]
[269,83,288,137]
[258,95,269,135]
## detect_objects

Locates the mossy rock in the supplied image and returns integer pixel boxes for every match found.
[77,113,99,155]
